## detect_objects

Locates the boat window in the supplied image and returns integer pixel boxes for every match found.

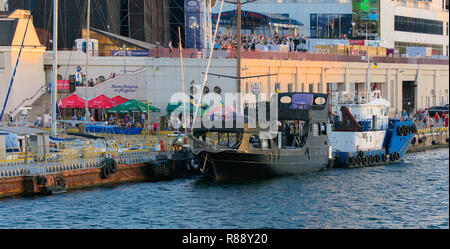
[314,96,326,105]
[321,123,327,135]
[311,123,319,136]
[249,135,261,148]
[280,96,292,104]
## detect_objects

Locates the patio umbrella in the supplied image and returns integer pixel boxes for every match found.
[59,94,86,108]
[107,99,160,113]
[111,96,129,107]
[88,94,113,109]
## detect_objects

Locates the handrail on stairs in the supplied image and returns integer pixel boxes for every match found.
[11,85,46,117]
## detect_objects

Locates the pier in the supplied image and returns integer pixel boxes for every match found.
[0,130,197,198]
[0,127,447,198]
[408,127,449,153]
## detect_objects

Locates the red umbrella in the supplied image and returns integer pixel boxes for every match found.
[111,96,129,107]
[88,94,113,109]
[59,94,86,108]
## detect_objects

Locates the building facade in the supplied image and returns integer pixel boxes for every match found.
[0,10,46,117]
[379,0,449,56]
[6,0,181,49]
[213,0,449,55]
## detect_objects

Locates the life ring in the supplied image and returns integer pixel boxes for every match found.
[412,125,418,134]
[36,175,47,185]
[382,154,388,162]
[362,156,369,165]
[375,154,381,163]
[357,155,363,165]
[110,159,118,174]
[397,126,404,136]
[405,126,411,135]
[394,152,400,160]
[55,176,66,187]
[389,154,396,161]
[352,157,358,166]
[411,137,417,145]
[100,165,111,179]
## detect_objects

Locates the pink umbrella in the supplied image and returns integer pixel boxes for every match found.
[111,96,129,107]
[88,94,113,109]
[206,106,239,119]
[59,94,86,108]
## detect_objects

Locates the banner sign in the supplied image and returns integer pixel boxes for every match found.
[111,50,150,57]
[349,40,365,46]
[185,0,204,49]
[57,80,70,90]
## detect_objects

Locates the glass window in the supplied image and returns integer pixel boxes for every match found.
[395,15,443,35]
[0,52,4,69]
[311,123,319,136]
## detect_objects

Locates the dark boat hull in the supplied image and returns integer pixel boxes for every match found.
[202,150,330,180]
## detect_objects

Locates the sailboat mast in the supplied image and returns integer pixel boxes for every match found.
[367,52,371,102]
[179,26,187,134]
[85,0,91,120]
[51,0,58,137]
[237,0,242,97]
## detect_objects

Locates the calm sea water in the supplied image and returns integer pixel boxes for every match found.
[0,148,448,229]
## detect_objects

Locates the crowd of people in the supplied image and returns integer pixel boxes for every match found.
[398,109,449,128]
[213,32,308,52]
[76,72,117,87]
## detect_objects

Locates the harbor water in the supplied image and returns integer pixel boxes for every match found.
[0,148,448,229]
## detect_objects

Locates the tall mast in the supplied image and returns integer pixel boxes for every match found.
[179,26,187,134]
[85,0,91,120]
[51,0,58,137]
[236,0,242,95]
[367,51,370,102]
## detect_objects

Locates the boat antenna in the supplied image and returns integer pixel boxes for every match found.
[191,0,225,130]
[366,51,371,103]
[178,26,187,134]
[85,0,91,122]
[51,0,58,136]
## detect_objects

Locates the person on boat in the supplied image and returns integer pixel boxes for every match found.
[434,112,440,125]
[444,113,449,127]
[402,110,408,120]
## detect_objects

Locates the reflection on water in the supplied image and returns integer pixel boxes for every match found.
[0,148,448,229]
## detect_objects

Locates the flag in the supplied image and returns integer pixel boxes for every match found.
[372,62,378,69]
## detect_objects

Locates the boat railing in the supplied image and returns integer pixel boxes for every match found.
[0,140,157,175]
[333,116,389,132]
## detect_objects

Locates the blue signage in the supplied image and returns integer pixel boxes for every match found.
[111,50,150,57]
[185,0,203,49]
